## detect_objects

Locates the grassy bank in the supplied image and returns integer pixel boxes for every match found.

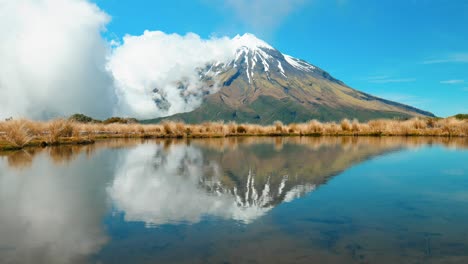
[0,117,467,150]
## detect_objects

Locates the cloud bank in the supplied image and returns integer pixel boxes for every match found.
[423,53,468,64]
[440,79,465,85]
[366,76,416,84]
[0,0,115,120]
[108,31,237,119]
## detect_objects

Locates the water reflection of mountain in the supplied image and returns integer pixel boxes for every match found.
[107,137,414,225]
[199,137,406,202]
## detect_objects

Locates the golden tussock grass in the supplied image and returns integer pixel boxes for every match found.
[0,119,34,147]
[0,117,467,150]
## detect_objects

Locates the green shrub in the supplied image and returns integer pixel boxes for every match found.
[454,114,468,120]
[69,113,99,123]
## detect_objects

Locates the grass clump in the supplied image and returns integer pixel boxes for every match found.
[236,125,247,134]
[0,120,34,148]
[46,119,76,144]
[340,119,352,132]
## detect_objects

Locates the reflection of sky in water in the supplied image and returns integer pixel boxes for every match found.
[0,138,467,263]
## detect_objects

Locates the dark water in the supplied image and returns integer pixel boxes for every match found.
[0,137,467,264]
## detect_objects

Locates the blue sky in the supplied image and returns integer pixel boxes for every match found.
[94,0,467,117]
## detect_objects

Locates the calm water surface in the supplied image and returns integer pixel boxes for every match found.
[0,137,467,264]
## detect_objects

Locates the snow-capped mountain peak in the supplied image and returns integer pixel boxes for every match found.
[205,34,320,84]
[232,33,273,50]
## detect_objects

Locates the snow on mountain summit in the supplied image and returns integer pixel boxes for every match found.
[232,33,273,50]
[205,33,319,83]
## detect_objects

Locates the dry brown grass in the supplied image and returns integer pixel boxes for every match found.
[0,119,34,147]
[340,119,352,132]
[0,117,467,150]
[46,119,76,144]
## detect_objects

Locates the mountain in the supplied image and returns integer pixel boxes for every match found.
[144,34,434,124]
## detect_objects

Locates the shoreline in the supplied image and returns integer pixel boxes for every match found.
[1,117,467,151]
[1,133,467,152]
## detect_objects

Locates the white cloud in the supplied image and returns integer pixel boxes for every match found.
[108,31,240,119]
[366,76,416,84]
[423,53,468,64]
[372,93,429,107]
[0,0,116,120]
[364,75,390,80]
[440,79,465,84]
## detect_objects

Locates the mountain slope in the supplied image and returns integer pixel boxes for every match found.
[145,34,434,124]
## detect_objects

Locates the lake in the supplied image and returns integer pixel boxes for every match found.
[0,137,467,264]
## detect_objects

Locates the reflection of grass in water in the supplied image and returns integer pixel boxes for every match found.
[0,138,146,169]
[4,148,49,169]
[48,145,82,165]
[190,136,468,152]
[6,150,35,169]
[1,136,467,173]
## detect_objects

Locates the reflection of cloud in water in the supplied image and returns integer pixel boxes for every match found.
[0,152,111,264]
[108,144,313,225]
